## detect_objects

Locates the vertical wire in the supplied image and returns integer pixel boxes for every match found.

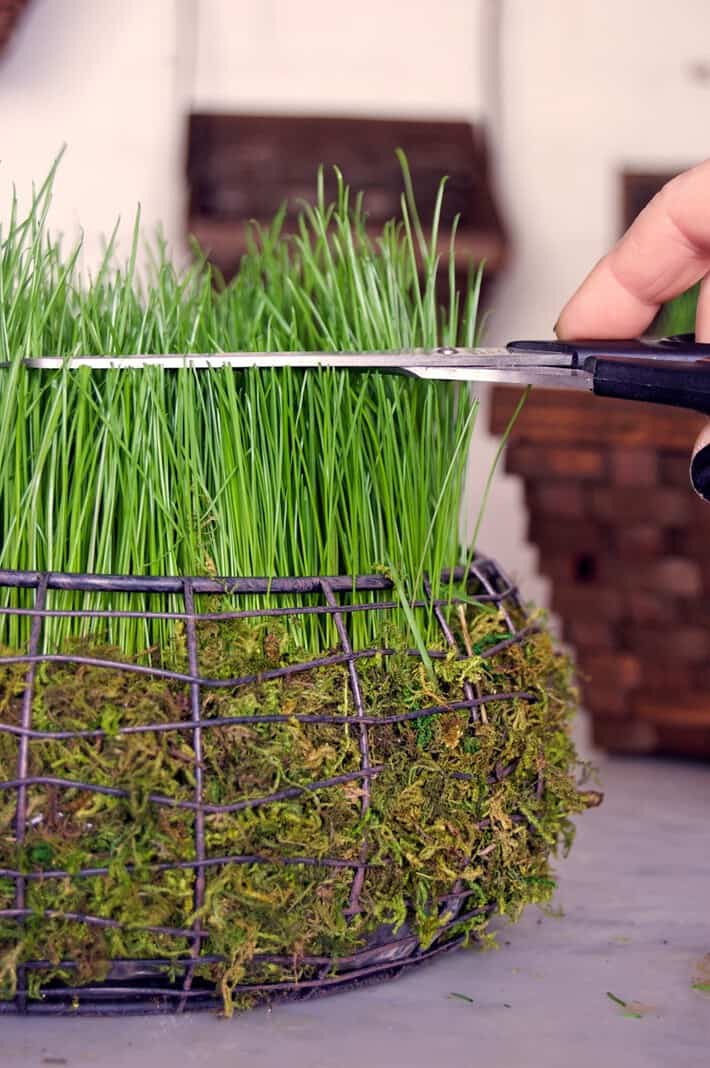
[320,580,370,918]
[13,573,48,1013]
[178,579,206,1010]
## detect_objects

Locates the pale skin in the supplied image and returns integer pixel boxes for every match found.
[556,159,710,456]
[556,158,710,343]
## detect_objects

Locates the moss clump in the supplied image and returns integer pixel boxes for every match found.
[0,599,592,1013]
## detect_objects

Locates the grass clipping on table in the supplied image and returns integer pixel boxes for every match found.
[0,158,591,1012]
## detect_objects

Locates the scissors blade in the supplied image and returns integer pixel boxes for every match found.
[410,364,593,388]
[10,345,586,386]
[9,345,592,390]
[12,346,531,369]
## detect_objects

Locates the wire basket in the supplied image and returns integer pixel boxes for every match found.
[0,555,537,1015]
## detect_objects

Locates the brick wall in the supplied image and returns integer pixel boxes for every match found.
[490,386,710,758]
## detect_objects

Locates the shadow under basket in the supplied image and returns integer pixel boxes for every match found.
[0,556,565,1015]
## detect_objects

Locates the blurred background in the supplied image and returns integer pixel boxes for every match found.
[1,0,709,757]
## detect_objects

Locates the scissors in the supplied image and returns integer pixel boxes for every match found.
[9,333,710,497]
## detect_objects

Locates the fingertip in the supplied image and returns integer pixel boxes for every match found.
[553,306,575,341]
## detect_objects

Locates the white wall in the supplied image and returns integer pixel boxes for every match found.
[489,0,709,344]
[0,0,187,268]
[192,0,489,119]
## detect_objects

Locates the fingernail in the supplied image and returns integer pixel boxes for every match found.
[690,444,710,501]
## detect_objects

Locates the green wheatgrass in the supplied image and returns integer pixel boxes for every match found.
[0,157,590,1012]
[0,156,486,655]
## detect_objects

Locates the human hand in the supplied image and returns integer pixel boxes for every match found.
[556,159,710,343]
[556,159,710,497]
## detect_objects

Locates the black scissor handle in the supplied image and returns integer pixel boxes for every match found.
[588,355,710,415]
[508,336,710,413]
[508,334,710,365]
[509,336,710,500]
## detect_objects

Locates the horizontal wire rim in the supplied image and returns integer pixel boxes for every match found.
[0,561,510,596]
[0,645,480,688]
[0,755,519,815]
[0,766,385,814]
[0,908,204,939]
[0,851,376,881]
[0,690,537,741]
[0,592,505,622]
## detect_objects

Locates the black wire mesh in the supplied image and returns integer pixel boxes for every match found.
[0,555,534,1015]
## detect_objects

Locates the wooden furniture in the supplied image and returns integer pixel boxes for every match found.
[0,0,29,54]
[491,386,710,758]
[186,113,507,284]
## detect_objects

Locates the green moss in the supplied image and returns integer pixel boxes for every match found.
[0,598,592,1013]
